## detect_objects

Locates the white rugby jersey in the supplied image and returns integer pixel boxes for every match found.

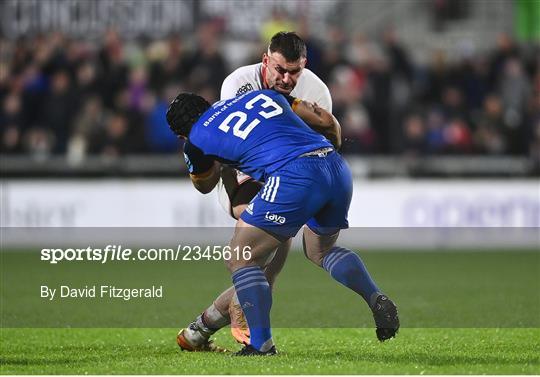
[220,63,332,112]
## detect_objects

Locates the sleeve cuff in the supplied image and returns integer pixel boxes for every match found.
[189,165,215,179]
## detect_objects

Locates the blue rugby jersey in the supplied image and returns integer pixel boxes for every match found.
[184,89,332,181]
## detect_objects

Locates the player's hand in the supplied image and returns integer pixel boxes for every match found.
[293,99,342,149]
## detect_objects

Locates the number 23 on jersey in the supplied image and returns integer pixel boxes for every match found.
[214,93,283,140]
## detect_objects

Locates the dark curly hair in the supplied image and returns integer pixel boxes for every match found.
[166,93,210,138]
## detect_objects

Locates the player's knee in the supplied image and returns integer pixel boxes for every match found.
[302,235,324,267]
[225,247,262,273]
[232,204,248,220]
[306,251,324,266]
[225,258,250,274]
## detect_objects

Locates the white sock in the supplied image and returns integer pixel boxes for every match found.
[202,303,230,330]
[183,322,211,347]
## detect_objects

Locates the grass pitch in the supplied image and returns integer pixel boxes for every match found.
[1,249,539,374]
[1,328,539,374]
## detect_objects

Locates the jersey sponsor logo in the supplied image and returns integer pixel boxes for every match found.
[265,211,286,224]
[235,83,254,96]
[204,93,250,127]
[212,99,228,108]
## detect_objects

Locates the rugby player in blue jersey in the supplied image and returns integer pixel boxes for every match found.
[178,32,334,349]
[166,89,399,355]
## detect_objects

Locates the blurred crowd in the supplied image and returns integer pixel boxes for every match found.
[1,19,539,162]
[324,30,539,159]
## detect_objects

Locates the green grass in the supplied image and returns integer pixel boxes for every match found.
[1,328,539,374]
[1,249,539,374]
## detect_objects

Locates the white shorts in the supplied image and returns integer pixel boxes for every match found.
[217,169,253,218]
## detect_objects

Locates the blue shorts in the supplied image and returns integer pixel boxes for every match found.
[240,151,353,239]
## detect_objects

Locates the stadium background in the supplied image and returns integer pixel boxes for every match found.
[1,0,539,374]
[1,0,539,235]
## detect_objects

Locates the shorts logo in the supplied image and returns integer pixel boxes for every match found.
[245,202,254,215]
[261,176,280,202]
[265,211,286,224]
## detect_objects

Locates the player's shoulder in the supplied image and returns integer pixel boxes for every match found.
[295,68,329,93]
[221,63,264,99]
[292,68,333,111]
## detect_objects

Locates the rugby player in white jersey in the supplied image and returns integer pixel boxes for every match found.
[177,32,334,352]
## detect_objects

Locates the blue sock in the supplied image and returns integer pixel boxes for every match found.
[322,246,380,306]
[232,266,273,351]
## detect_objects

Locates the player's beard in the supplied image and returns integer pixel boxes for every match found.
[273,83,293,94]
[263,66,293,94]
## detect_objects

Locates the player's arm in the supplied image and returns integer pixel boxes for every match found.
[190,161,220,194]
[183,141,220,194]
[287,96,342,149]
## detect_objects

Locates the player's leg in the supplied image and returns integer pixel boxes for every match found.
[202,240,289,346]
[178,172,283,351]
[302,226,381,305]
[220,167,292,288]
[222,170,290,287]
[221,170,291,344]
[230,181,262,219]
[301,153,399,341]
[176,302,229,352]
[177,219,283,352]
[261,238,290,286]
[231,165,325,355]
[228,238,290,344]
[177,170,254,351]
[302,227,399,341]
[226,218,282,354]
[301,151,379,304]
